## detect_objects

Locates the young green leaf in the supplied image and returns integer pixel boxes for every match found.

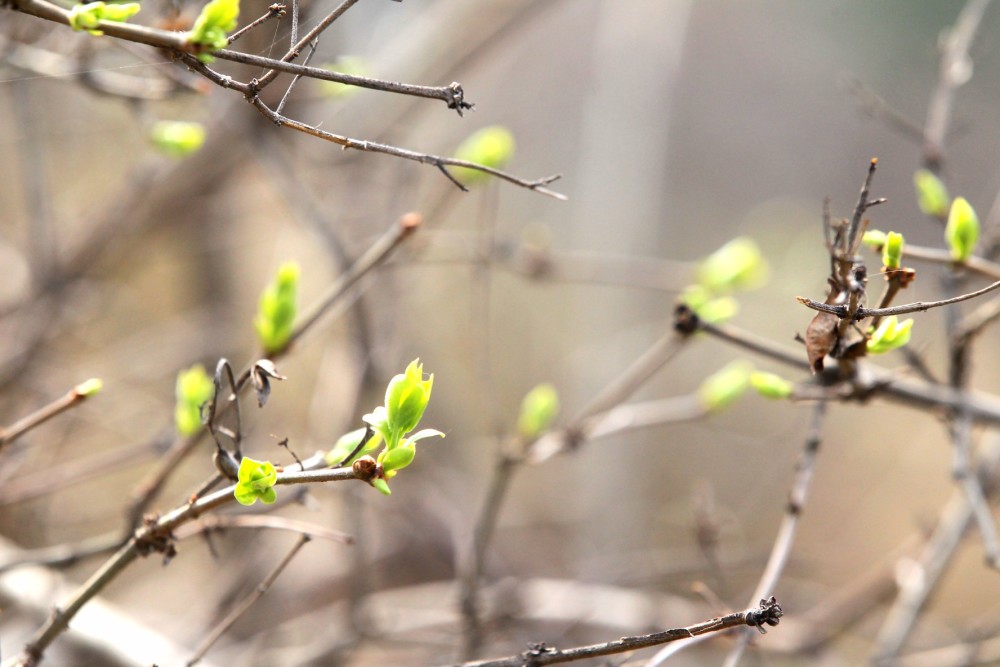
[188,0,240,62]
[749,371,793,399]
[945,197,979,262]
[74,378,104,398]
[867,316,914,354]
[698,360,752,412]
[696,237,769,293]
[234,457,278,506]
[68,1,140,34]
[452,126,516,186]
[862,229,887,249]
[517,383,559,439]
[174,364,214,436]
[384,358,433,442]
[882,231,904,270]
[150,121,206,158]
[254,262,299,354]
[914,169,950,218]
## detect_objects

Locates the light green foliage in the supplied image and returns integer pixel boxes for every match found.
[68,1,140,34]
[174,364,214,435]
[698,360,752,412]
[914,169,950,218]
[696,237,769,293]
[74,378,103,397]
[188,0,240,62]
[150,121,206,158]
[452,126,516,185]
[749,371,793,399]
[361,359,444,495]
[517,383,560,439]
[319,56,369,99]
[867,316,914,354]
[254,262,299,354]
[882,231,904,270]
[234,457,277,505]
[862,229,887,249]
[945,197,979,262]
[680,237,767,325]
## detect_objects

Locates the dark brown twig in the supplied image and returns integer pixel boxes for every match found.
[796,276,1000,319]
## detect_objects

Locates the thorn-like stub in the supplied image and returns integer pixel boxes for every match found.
[400,211,423,231]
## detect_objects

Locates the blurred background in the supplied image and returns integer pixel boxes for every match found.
[2,1,1000,665]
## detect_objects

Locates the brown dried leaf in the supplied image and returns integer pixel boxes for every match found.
[805,311,839,373]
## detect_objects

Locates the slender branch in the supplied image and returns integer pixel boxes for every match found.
[175,514,352,544]
[722,401,827,667]
[250,97,566,198]
[227,2,286,45]
[796,276,1000,319]
[0,379,102,450]
[440,598,782,667]
[287,212,421,349]
[923,0,993,170]
[185,535,311,667]
[847,157,881,255]
[899,243,1000,280]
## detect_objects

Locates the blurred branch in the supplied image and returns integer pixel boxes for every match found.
[186,534,311,667]
[0,379,102,451]
[444,597,782,667]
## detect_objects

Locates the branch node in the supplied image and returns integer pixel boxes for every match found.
[744,596,783,634]
[445,81,475,116]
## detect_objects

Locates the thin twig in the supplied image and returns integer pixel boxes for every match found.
[440,598,782,667]
[250,97,566,198]
[175,514,352,544]
[227,3,286,45]
[722,401,827,667]
[186,534,311,666]
[0,379,102,450]
[923,0,994,170]
[797,276,1000,319]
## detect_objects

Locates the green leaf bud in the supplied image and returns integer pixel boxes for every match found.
[379,443,415,477]
[384,358,433,442]
[862,230,887,249]
[696,237,769,293]
[882,231,904,270]
[867,316,913,354]
[749,371,793,399]
[325,427,382,466]
[188,0,240,61]
[452,126,516,186]
[68,1,138,33]
[698,360,752,412]
[254,261,299,354]
[914,169,950,218]
[174,364,214,436]
[150,121,206,158]
[945,197,979,262]
[372,478,391,495]
[234,457,278,506]
[74,378,103,398]
[517,383,559,439]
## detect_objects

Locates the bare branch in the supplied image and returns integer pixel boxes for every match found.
[796,276,1000,319]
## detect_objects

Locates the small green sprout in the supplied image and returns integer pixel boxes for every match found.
[882,231,904,270]
[862,229,887,249]
[696,237,769,294]
[750,371,793,399]
[945,197,979,262]
[74,378,103,398]
[679,285,740,326]
[698,360,752,412]
[867,316,914,354]
[517,383,560,439]
[319,56,369,99]
[234,457,277,506]
[254,262,299,355]
[452,126,516,186]
[914,169,950,218]
[68,1,140,34]
[188,0,240,62]
[174,364,214,436]
[361,359,444,494]
[150,121,206,158]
